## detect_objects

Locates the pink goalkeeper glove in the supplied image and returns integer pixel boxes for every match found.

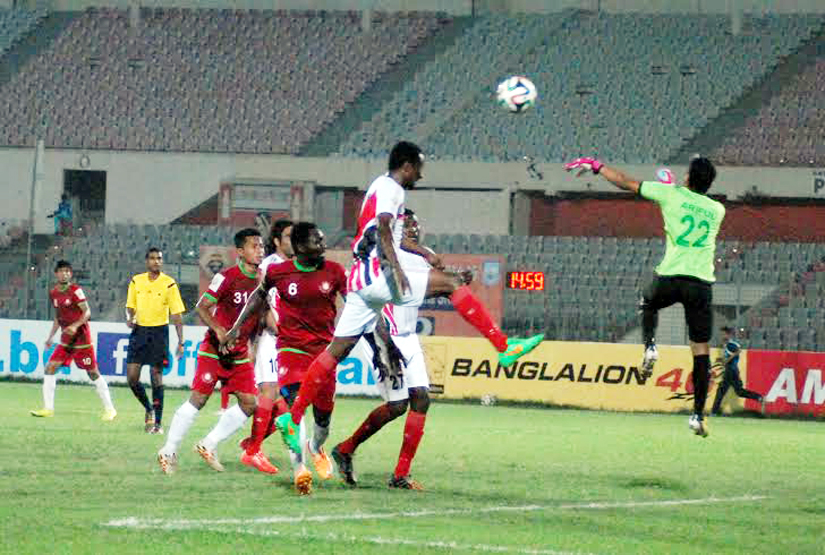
[564,157,603,176]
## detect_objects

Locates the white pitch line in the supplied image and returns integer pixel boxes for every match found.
[225,527,590,555]
[103,494,768,530]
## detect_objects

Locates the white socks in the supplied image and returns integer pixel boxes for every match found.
[289,418,307,471]
[42,374,115,412]
[91,376,115,411]
[42,375,56,410]
[310,422,329,454]
[161,401,199,456]
[201,405,248,451]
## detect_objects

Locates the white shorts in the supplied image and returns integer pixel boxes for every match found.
[371,332,429,403]
[254,329,278,384]
[383,303,419,336]
[335,249,430,338]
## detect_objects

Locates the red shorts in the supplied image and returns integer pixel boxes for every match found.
[192,354,257,397]
[49,344,97,371]
[277,350,335,413]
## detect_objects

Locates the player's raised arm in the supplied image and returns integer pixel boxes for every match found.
[378,213,410,295]
[401,238,443,270]
[223,283,267,345]
[564,157,641,194]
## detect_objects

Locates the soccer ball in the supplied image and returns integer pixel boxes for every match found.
[496,76,537,113]
[656,168,675,184]
[480,394,497,406]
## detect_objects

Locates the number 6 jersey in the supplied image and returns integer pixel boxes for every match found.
[200,263,261,361]
[263,259,347,356]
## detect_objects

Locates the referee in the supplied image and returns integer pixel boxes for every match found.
[711,326,765,416]
[126,247,185,434]
[565,155,724,438]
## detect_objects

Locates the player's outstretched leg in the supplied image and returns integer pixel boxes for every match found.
[433,278,544,368]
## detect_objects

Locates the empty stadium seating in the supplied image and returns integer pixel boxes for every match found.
[0,8,47,58]
[713,53,825,165]
[0,8,447,153]
[338,11,823,163]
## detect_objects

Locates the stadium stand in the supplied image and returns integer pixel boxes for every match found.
[337,11,824,163]
[712,52,825,166]
[0,7,47,58]
[3,224,235,323]
[0,8,447,153]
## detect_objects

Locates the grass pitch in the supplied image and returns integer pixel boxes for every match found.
[1,381,823,554]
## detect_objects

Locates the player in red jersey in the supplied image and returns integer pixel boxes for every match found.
[157,228,264,474]
[30,260,116,420]
[230,222,346,494]
[228,142,543,472]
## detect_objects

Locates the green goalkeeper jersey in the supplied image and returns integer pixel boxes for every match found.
[639,181,725,283]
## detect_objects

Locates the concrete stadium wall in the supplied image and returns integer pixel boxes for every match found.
[1,146,823,235]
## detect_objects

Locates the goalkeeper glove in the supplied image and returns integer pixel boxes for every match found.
[563,157,603,176]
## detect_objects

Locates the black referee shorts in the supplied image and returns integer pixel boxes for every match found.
[127,325,169,367]
[641,275,713,343]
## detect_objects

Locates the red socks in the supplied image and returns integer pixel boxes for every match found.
[265,397,290,438]
[451,285,508,352]
[338,404,399,455]
[290,350,337,425]
[394,410,426,479]
[246,396,274,454]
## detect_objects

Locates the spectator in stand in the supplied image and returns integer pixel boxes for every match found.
[47,194,73,236]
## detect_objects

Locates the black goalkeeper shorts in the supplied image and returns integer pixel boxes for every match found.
[641,275,713,343]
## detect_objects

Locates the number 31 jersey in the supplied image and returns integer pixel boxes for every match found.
[264,259,347,356]
[200,263,260,360]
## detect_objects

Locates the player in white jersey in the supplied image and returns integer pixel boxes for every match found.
[238,219,294,474]
[332,209,471,489]
[257,141,544,487]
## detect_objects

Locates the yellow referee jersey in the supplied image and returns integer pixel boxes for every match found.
[126,272,185,326]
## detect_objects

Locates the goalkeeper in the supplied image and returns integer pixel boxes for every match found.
[565,156,725,438]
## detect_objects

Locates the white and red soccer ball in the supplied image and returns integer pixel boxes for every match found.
[496,76,538,113]
[656,168,675,184]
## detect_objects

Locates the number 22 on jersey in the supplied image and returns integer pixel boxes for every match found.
[675,215,709,247]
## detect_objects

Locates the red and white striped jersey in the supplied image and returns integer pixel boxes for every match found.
[348,174,406,292]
